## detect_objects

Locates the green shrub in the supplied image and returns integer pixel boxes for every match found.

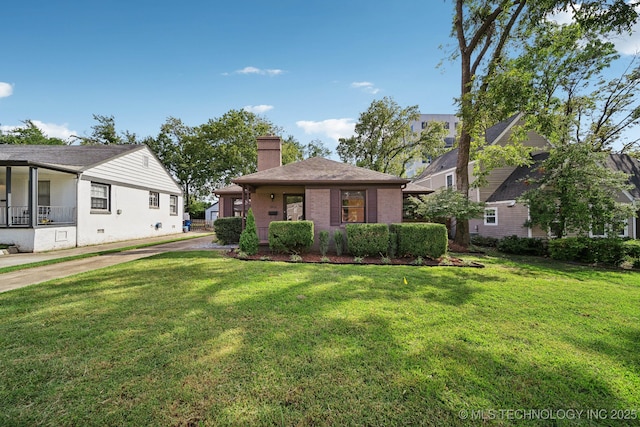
[497,235,548,256]
[345,224,389,257]
[388,232,398,258]
[318,230,330,257]
[471,235,500,248]
[549,237,626,265]
[333,230,345,256]
[587,238,626,266]
[623,240,640,259]
[548,237,585,262]
[268,221,314,254]
[213,217,242,245]
[239,209,259,255]
[391,223,448,258]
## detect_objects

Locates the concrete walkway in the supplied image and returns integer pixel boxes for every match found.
[0,232,233,294]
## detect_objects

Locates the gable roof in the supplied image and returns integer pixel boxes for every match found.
[606,153,640,199]
[486,152,548,202]
[0,144,144,173]
[232,156,409,186]
[485,113,522,145]
[413,113,524,182]
[487,152,640,202]
[413,148,458,181]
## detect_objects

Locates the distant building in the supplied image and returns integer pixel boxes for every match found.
[405,114,459,178]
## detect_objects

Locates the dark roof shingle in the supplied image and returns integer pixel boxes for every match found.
[0,144,143,171]
[232,157,409,185]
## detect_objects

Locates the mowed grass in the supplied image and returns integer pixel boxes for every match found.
[0,252,639,426]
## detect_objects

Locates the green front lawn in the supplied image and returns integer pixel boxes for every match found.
[0,252,639,426]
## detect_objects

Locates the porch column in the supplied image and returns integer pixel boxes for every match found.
[29,167,38,228]
[5,167,10,226]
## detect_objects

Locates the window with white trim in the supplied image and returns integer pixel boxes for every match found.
[445,173,454,188]
[149,191,160,208]
[169,195,178,215]
[484,208,497,225]
[91,182,110,212]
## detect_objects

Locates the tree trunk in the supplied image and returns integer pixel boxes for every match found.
[454,50,473,248]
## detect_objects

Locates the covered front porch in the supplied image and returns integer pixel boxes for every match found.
[0,165,77,228]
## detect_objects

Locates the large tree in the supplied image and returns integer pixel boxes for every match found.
[196,109,281,186]
[72,114,138,145]
[337,97,447,176]
[0,120,67,145]
[145,117,212,213]
[451,0,639,246]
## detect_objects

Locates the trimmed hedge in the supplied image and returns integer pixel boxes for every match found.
[213,217,242,245]
[390,223,448,258]
[548,237,627,265]
[623,240,640,259]
[471,235,500,248]
[497,235,548,256]
[268,221,314,253]
[345,224,389,257]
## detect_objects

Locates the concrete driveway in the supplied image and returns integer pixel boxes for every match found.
[0,233,232,294]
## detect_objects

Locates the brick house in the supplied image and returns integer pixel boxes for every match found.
[214,136,426,245]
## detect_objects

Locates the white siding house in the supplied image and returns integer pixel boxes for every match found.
[0,144,183,252]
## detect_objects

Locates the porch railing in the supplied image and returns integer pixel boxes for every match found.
[37,206,76,225]
[0,206,76,226]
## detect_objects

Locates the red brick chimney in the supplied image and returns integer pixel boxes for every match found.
[257,136,282,171]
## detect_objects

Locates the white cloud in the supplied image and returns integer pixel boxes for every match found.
[233,66,284,76]
[33,121,77,140]
[296,118,356,142]
[243,104,274,114]
[608,19,640,55]
[350,81,380,94]
[0,82,13,98]
[2,120,76,140]
[547,4,640,55]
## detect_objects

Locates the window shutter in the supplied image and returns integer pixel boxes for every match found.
[330,189,341,226]
[367,188,378,223]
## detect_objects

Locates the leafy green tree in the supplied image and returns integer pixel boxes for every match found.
[196,109,280,185]
[521,143,635,238]
[450,0,639,247]
[337,97,446,176]
[281,135,305,164]
[0,120,67,145]
[72,114,139,145]
[305,139,332,158]
[409,187,486,223]
[146,117,213,213]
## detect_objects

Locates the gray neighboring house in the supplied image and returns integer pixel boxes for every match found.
[412,113,640,239]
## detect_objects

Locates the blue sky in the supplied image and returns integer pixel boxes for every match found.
[1,1,639,154]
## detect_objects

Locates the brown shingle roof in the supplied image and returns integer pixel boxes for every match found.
[232,157,409,186]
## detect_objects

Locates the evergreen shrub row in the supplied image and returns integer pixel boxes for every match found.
[268,221,314,253]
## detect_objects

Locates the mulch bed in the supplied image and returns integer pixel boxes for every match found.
[227,241,484,268]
